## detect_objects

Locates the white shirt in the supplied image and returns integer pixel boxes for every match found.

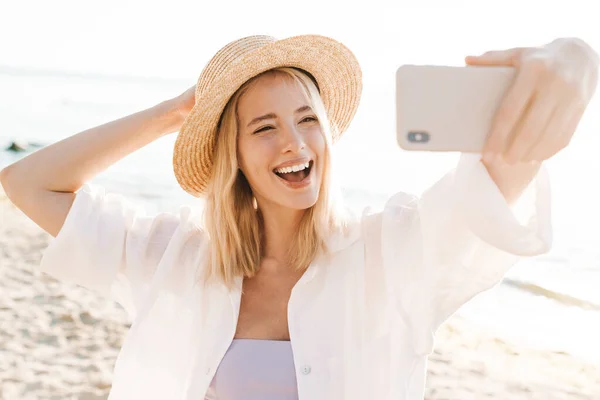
[39,153,552,399]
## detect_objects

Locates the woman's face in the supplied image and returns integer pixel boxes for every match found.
[236,73,325,212]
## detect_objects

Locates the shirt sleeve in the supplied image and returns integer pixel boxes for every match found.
[39,183,182,320]
[374,153,552,355]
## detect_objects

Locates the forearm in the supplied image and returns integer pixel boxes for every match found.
[1,99,183,194]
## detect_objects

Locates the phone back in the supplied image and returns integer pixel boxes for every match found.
[396,65,517,152]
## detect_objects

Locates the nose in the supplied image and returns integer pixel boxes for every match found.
[281,122,306,153]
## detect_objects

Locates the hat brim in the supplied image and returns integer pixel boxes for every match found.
[173,34,362,197]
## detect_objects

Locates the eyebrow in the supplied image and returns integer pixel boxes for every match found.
[246,105,313,128]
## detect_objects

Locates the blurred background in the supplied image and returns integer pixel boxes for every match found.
[1,0,599,399]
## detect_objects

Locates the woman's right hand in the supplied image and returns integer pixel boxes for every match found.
[162,85,196,135]
[173,85,197,121]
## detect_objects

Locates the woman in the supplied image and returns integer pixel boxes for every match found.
[0,35,597,399]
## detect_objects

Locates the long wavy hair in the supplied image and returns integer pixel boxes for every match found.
[200,67,349,289]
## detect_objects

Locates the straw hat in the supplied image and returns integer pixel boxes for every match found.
[173,34,362,197]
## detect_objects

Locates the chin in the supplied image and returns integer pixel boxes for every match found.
[284,191,320,210]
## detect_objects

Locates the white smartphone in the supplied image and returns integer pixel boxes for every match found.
[396,64,517,153]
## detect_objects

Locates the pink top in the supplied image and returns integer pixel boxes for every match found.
[204,339,298,399]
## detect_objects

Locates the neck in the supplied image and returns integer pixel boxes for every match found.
[258,202,306,268]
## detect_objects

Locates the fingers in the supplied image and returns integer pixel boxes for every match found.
[465,47,526,66]
[523,98,585,161]
[520,105,564,162]
[554,105,585,155]
[482,64,538,162]
[503,86,558,164]
[474,44,589,165]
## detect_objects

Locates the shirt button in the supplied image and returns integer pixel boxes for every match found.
[301,365,311,375]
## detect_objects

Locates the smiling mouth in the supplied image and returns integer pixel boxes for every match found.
[273,160,314,183]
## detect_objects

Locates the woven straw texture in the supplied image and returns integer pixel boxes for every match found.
[173,34,362,197]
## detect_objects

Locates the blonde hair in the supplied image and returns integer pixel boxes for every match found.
[200,67,348,289]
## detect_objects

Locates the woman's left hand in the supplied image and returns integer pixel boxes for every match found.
[466,38,599,165]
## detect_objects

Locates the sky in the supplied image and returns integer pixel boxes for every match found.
[2,0,598,80]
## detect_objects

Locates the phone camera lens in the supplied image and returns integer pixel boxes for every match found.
[407,131,430,143]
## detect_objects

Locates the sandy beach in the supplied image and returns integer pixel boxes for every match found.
[1,188,599,400]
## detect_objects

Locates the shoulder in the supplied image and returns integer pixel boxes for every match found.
[140,204,208,290]
[326,191,421,254]
[360,191,420,232]
[126,203,207,268]
[166,204,206,248]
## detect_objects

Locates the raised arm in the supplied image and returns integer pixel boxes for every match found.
[0,86,195,237]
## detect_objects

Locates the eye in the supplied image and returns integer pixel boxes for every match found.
[301,116,318,123]
[254,125,274,134]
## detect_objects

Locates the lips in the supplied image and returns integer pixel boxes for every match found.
[273,160,313,183]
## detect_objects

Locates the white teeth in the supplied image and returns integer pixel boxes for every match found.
[275,161,310,174]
